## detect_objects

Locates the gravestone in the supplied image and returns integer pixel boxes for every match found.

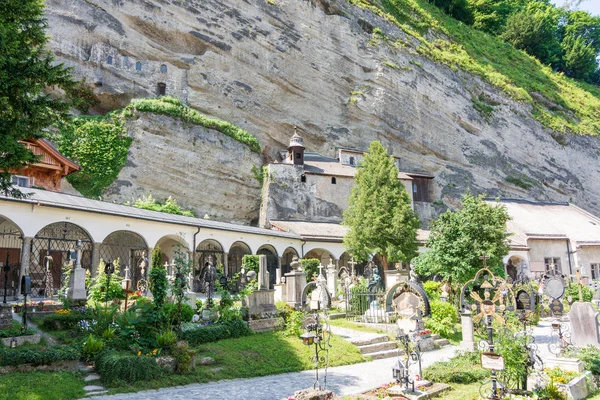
[247,256,279,332]
[285,256,306,309]
[326,258,337,298]
[460,310,476,350]
[0,304,12,330]
[516,289,534,311]
[568,302,600,348]
[389,281,430,333]
[67,241,87,304]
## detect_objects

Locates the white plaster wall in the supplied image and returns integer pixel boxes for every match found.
[527,239,573,275]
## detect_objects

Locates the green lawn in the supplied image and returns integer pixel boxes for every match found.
[105,331,365,394]
[0,371,86,400]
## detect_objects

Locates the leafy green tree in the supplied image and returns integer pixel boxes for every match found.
[0,0,92,198]
[432,0,474,25]
[560,34,598,80]
[342,141,419,270]
[501,2,564,66]
[413,192,510,284]
[467,0,529,35]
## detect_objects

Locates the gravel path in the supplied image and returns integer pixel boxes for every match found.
[86,333,458,400]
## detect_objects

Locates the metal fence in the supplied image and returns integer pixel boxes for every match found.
[345,289,391,323]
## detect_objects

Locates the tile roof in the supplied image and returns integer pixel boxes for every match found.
[0,188,300,239]
[489,199,600,247]
[270,220,430,242]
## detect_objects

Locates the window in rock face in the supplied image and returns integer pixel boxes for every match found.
[136,61,142,71]
[107,56,113,65]
[161,64,167,73]
[157,82,166,96]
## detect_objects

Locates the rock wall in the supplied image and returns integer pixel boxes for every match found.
[45,0,600,221]
[103,111,262,224]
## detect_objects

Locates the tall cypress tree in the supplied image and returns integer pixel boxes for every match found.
[342,141,419,270]
[0,0,89,197]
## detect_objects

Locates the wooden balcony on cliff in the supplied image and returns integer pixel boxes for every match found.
[11,139,80,192]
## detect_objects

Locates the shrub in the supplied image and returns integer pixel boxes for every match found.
[424,300,457,338]
[149,265,169,310]
[571,345,600,376]
[95,350,164,384]
[564,283,594,302]
[156,330,177,348]
[423,281,441,301]
[0,321,36,338]
[241,255,259,273]
[82,334,104,361]
[171,341,196,374]
[423,351,488,383]
[301,258,321,281]
[40,311,92,331]
[165,303,194,325]
[129,194,195,217]
[181,320,252,346]
[277,303,304,337]
[0,346,80,367]
[88,259,126,302]
[496,330,528,388]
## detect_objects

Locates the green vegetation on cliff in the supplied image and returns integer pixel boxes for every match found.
[57,97,261,198]
[348,0,600,136]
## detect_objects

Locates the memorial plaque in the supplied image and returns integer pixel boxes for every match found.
[481,352,505,371]
[544,277,565,299]
[516,290,532,310]
[550,298,564,316]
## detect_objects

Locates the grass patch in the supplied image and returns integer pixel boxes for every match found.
[129,97,260,152]
[505,176,533,190]
[347,0,600,136]
[0,371,86,400]
[105,331,365,394]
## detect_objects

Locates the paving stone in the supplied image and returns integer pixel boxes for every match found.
[84,385,105,392]
[84,374,101,382]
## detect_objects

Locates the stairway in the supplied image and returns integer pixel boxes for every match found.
[352,334,400,360]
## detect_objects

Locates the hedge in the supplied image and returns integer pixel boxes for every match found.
[95,351,164,384]
[0,346,80,367]
[181,320,252,346]
[39,312,91,331]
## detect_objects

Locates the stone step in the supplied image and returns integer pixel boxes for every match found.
[435,338,450,346]
[358,341,398,355]
[85,390,109,397]
[83,385,104,392]
[84,374,101,382]
[366,349,403,360]
[430,334,441,340]
[350,335,389,347]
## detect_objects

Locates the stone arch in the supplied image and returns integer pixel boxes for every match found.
[257,244,278,288]
[0,214,24,299]
[100,230,148,285]
[281,246,299,275]
[195,239,224,292]
[30,222,93,297]
[506,255,526,282]
[228,241,251,277]
[304,248,334,267]
[154,234,190,276]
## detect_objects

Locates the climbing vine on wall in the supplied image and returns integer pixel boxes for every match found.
[57,115,132,198]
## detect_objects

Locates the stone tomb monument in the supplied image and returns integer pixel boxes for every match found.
[67,240,87,305]
[247,255,279,332]
[568,271,600,348]
[285,256,306,309]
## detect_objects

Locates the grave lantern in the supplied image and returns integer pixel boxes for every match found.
[392,359,404,382]
[300,331,316,346]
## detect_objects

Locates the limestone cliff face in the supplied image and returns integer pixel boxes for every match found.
[45,0,600,222]
[104,111,262,224]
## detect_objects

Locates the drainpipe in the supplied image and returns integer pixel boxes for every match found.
[301,240,306,258]
[566,239,574,279]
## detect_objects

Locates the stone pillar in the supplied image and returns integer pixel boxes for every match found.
[460,310,476,351]
[326,260,337,298]
[276,266,282,284]
[274,282,287,303]
[91,242,101,278]
[285,271,306,309]
[223,252,229,277]
[258,255,269,290]
[17,237,33,299]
